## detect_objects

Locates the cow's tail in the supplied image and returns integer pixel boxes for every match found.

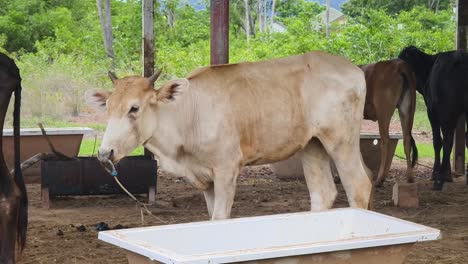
[400,71,418,168]
[13,70,27,252]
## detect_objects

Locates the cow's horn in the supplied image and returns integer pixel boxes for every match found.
[148,69,162,85]
[108,71,118,83]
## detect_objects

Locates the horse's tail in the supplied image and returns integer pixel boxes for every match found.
[400,68,418,168]
[13,66,27,251]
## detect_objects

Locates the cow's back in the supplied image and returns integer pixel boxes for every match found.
[361,59,413,120]
[428,51,468,112]
[184,52,365,165]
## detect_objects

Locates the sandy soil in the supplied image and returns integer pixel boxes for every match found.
[16,159,468,264]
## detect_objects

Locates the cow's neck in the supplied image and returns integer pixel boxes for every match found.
[143,100,213,190]
[414,53,437,96]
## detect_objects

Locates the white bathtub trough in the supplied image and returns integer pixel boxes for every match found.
[98,208,440,264]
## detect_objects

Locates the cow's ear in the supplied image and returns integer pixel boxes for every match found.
[154,78,189,103]
[85,90,111,111]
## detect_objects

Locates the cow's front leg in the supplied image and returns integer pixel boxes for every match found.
[211,166,239,220]
[203,183,215,219]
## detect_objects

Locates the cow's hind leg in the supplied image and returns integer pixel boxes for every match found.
[323,137,372,209]
[301,138,337,211]
[211,166,240,220]
[374,112,392,187]
[435,126,455,190]
[428,111,442,181]
[398,89,416,183]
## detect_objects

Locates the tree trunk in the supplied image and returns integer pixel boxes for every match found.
[96,0,115,68]
[168,9,175,28]
[244,0,250,44]
[263,0,267,32]
[258,0,265,33]
[249,1,256,37]
[326,0,330,38]
[269,0,276,30]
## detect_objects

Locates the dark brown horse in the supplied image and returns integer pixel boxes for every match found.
[360,59,418,187]
[0,53,27,264]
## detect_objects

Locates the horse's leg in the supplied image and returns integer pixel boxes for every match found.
[398,89,416,183]
[428,111,442,181]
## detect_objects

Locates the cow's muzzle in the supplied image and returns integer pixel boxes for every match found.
[98,149,114,163]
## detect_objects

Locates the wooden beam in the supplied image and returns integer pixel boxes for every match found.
[142,0,155,77]
[142,0,154,159]
[210,0,229,65]
[455,0,466,181]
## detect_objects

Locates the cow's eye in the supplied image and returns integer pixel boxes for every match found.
[129,105,139,114]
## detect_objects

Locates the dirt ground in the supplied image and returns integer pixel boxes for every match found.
[16,158,468,264]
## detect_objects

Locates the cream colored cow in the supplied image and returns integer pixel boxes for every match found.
[87,51,372,220]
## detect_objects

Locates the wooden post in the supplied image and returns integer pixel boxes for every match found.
[142,0,155,160]
[210,0,229,65]
[142,0,156,201]
[142,0,154,78]
[455,0,466,181]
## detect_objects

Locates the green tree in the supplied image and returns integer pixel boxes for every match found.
[342,0,454,17]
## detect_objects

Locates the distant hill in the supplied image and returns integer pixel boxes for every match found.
[185,0,348,12]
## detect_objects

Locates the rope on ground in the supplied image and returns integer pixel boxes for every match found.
[101,160,167,225]
[394,154,433,170]
[394,153,464,177]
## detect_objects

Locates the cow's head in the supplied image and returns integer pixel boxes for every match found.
[86,70,188,164]
[398,46,426,67]
[398,46,432,94]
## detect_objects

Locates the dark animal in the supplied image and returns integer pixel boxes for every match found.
[398,46,468,190]
[360,59,418,187]
[0,53,27,263]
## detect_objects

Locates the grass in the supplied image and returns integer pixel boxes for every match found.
[79,139,144,157]
[6,116,107,132]
[395,142,468,160]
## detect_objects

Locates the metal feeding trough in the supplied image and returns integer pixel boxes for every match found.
[41,156,157,209]
[99,208,440,264]
[272,132,403,180]
[2,127,93,183]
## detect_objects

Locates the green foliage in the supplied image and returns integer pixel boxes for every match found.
[276,0,324,19]
[342,0,454,17]
[0,0,457,133]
